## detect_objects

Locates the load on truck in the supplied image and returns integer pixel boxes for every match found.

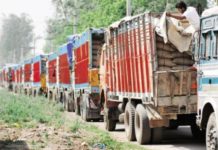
[23,58,32,95]
[47,53,58,101]
[101,12,199,144]
[31,55,47,96]
[195,9,218,150]
[73,28,105,121]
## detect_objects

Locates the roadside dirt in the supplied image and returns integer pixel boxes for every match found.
[0,109,205,150]
[0,123,88,150]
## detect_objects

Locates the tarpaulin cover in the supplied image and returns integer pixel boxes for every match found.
[156,12,195,53]
[67,35,79,68]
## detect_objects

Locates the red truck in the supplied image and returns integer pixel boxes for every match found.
[57,42,74,111]
[47,53,58,101]
[0,69,3,87]
[23,58,32,95]
[73,28,105,121]
[14,65,21,93]
[31,55,47,96]
[101,12,199,144]
[1,64,17,91]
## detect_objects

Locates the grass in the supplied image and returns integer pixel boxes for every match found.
[69,120,144,150]
[0,89,145,150]
[0,89,65,128]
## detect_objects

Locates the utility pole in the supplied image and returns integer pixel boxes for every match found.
[126,0,131,16]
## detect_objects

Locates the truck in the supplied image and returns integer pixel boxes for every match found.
[2,64,17,91]
[101,12,199,144]
[196,12,218,149]
[14,64,21,93]
[57,42,74,111]
[47,52,58,101]
[73,28,105,121]
[23,58,32,95]
[0,69,3,87]
[31,55,47,96]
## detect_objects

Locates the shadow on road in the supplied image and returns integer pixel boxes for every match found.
[0,140,30,150]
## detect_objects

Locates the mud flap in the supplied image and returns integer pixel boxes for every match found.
[144,104,169,128]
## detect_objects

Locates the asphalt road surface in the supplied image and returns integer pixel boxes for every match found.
[91,121,206,150]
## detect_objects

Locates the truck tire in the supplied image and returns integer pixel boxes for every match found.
[124,102,136,141]
[81,95,89,121]
[104,109,116,131]
[152,128,163,144]
[206,112,218,150]
[135,104,151,144]
[75,97,81,116]
[191,123,205,139]
[63,93,67,110]
[67,100,74,112]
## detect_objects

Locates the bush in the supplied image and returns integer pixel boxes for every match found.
[0,89,64,128]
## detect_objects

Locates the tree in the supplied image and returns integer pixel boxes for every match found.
[45,0,208,52]
[0,14,34,63]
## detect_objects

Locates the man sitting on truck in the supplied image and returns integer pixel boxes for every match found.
[166,1,200,31]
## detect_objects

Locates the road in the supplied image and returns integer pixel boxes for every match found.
[66,112,205,150]
[91,121,206,150]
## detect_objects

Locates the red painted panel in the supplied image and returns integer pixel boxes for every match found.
[33,62,40,83]
[48,59,57,84]
[74,42,89,84]
[20,68,22,83]
[59,54,71,84]
[24,64,31,82]
[15,69,19,83]
[106,14,154,96]
[11,69,15,82]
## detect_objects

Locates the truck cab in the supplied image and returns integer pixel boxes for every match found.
[196,13,218,149]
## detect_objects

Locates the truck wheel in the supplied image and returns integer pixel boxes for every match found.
[152,128,163,144]
[104,109,116,131]
[67,100,74,112]
[75,97,81,116]
[191,123,205,139]
[81,95,89,121]
[206,112,218,150]
[124,102,136,141]
[65,93,70,111]
[135,104,151,144]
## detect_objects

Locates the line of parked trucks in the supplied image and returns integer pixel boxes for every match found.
[0,9,217,149]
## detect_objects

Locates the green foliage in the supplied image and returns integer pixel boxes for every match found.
[0,89,64,128]
[0,14,34,64]
[46,0,207,52]
[83,124,143,150]
[70,119,81,133]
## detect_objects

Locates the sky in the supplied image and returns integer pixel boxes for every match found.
[0,0,54,54]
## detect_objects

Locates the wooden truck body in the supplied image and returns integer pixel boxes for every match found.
[73,28,105,120]
[102,12,198,144]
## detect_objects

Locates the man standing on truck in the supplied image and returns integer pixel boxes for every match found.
[166,1,200,31]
